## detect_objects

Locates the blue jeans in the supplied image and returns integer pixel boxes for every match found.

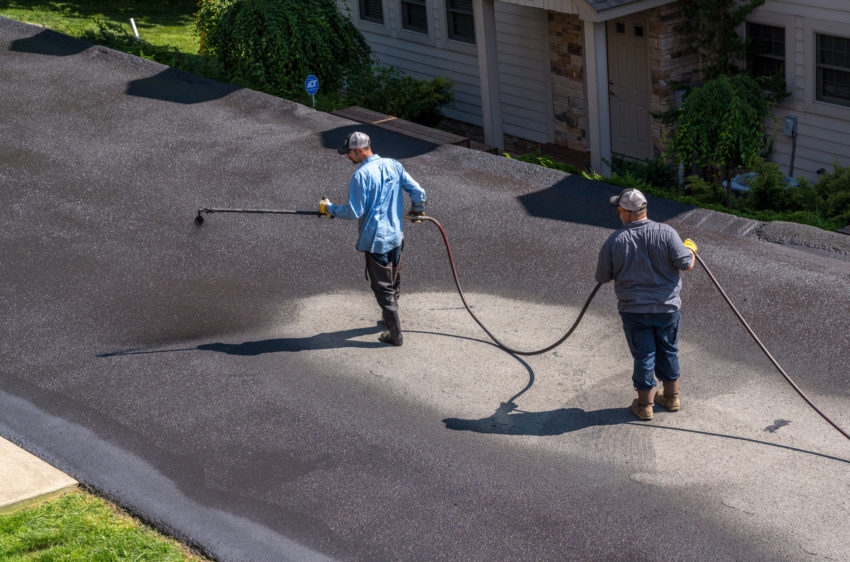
[619,310,681,391]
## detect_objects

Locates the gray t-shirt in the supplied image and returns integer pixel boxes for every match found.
[595,219,693,313]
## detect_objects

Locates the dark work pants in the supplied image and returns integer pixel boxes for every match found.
[619,310,681,391]
[365,243,402,313]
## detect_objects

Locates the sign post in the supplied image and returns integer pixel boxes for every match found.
[305,75,319,108]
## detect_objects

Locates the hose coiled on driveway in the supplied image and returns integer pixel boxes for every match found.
[415,216,849,441]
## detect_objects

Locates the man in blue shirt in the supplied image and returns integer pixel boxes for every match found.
[595,188,697,420]
[320,131,427,346]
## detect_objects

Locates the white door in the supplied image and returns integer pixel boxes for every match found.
[607,17,652,160]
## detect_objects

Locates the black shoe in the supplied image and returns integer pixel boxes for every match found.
[379,331,403,346]
[379,310,403,346]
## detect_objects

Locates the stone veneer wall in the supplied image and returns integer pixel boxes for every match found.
[546,2,699,159]
[646,2,699,157]
[548,12,587,153]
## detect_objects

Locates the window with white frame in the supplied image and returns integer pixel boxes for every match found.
[747,23,785,78]
[360,0,384,24]
[402,0,428,34]
[446,0,474,43]
[817,33,850,107]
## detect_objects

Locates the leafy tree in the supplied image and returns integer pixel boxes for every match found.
[665,74,775,207]
[677,0,765,80]
[196,0,371,99]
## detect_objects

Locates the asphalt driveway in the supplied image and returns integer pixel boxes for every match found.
[2,17,849,561]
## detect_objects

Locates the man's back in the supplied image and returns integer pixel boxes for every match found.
[595,219,693,313]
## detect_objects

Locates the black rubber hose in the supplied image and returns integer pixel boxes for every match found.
[694,253,850,441]
[194,208,850,440]
[418,216,601,356]
[419,217,850,441]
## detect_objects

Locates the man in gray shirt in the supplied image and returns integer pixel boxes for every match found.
[595,188,697,420]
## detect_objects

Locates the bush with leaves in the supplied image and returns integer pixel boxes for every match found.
[505,150,579,174]
[611,156,678,190]
[742,159,808,212]
[196,0,371,100]
[344,66,453,127]
[664,73,775,207]
[683,175,727,206]
[811,164,850,225]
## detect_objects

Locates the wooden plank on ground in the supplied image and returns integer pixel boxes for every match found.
[332,106,470,147]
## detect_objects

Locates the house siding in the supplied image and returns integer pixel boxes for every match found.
[750,1,850,180]
[344,0,554,143]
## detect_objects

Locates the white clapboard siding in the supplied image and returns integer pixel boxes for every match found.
[342,0,554,143]
[751,1,850,180]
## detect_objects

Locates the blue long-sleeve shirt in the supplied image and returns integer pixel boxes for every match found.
[327,154,426,253]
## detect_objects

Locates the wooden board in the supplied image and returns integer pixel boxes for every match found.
[333,106,471,147]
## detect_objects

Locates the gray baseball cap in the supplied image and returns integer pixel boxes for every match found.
[338,131,370,154]
[609,188,647,211]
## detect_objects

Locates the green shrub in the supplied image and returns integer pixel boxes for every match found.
[344,66,454,127]
[578,165,845,232]
[684,175,726,206]
[744,158,794,211]
[506,150,579,174]
[196,0,371,99]
[611,156,679,190]
[813,164,850,225]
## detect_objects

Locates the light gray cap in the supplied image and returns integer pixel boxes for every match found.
[610,188,647,211]
[338,131,370,154]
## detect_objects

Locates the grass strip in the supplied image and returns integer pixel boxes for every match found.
[0,0,199,53]
[0,488,207,561]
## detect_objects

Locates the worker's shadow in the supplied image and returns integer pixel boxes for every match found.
[197,325,383,355]
[422,331,632,436]
[444,403,631,435]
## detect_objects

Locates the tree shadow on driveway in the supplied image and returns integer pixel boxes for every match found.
[125,67,240,104]
[517,174,693,228]
[320,125,440,161]
[8,28,90,57]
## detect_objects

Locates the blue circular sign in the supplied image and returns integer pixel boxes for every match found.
[305,75,319,95]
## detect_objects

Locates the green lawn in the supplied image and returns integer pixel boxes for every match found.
[0,0,199,53]
[0,489,208,561]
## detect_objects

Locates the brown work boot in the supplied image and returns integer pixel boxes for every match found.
[630,388,655,420]
[655,380,680,411]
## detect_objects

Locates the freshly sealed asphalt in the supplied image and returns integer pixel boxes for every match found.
[2,18,849,561]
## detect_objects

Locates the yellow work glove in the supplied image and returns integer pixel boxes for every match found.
[683,238,698,254]
[407,210,425,224]
[319,197,333,218]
